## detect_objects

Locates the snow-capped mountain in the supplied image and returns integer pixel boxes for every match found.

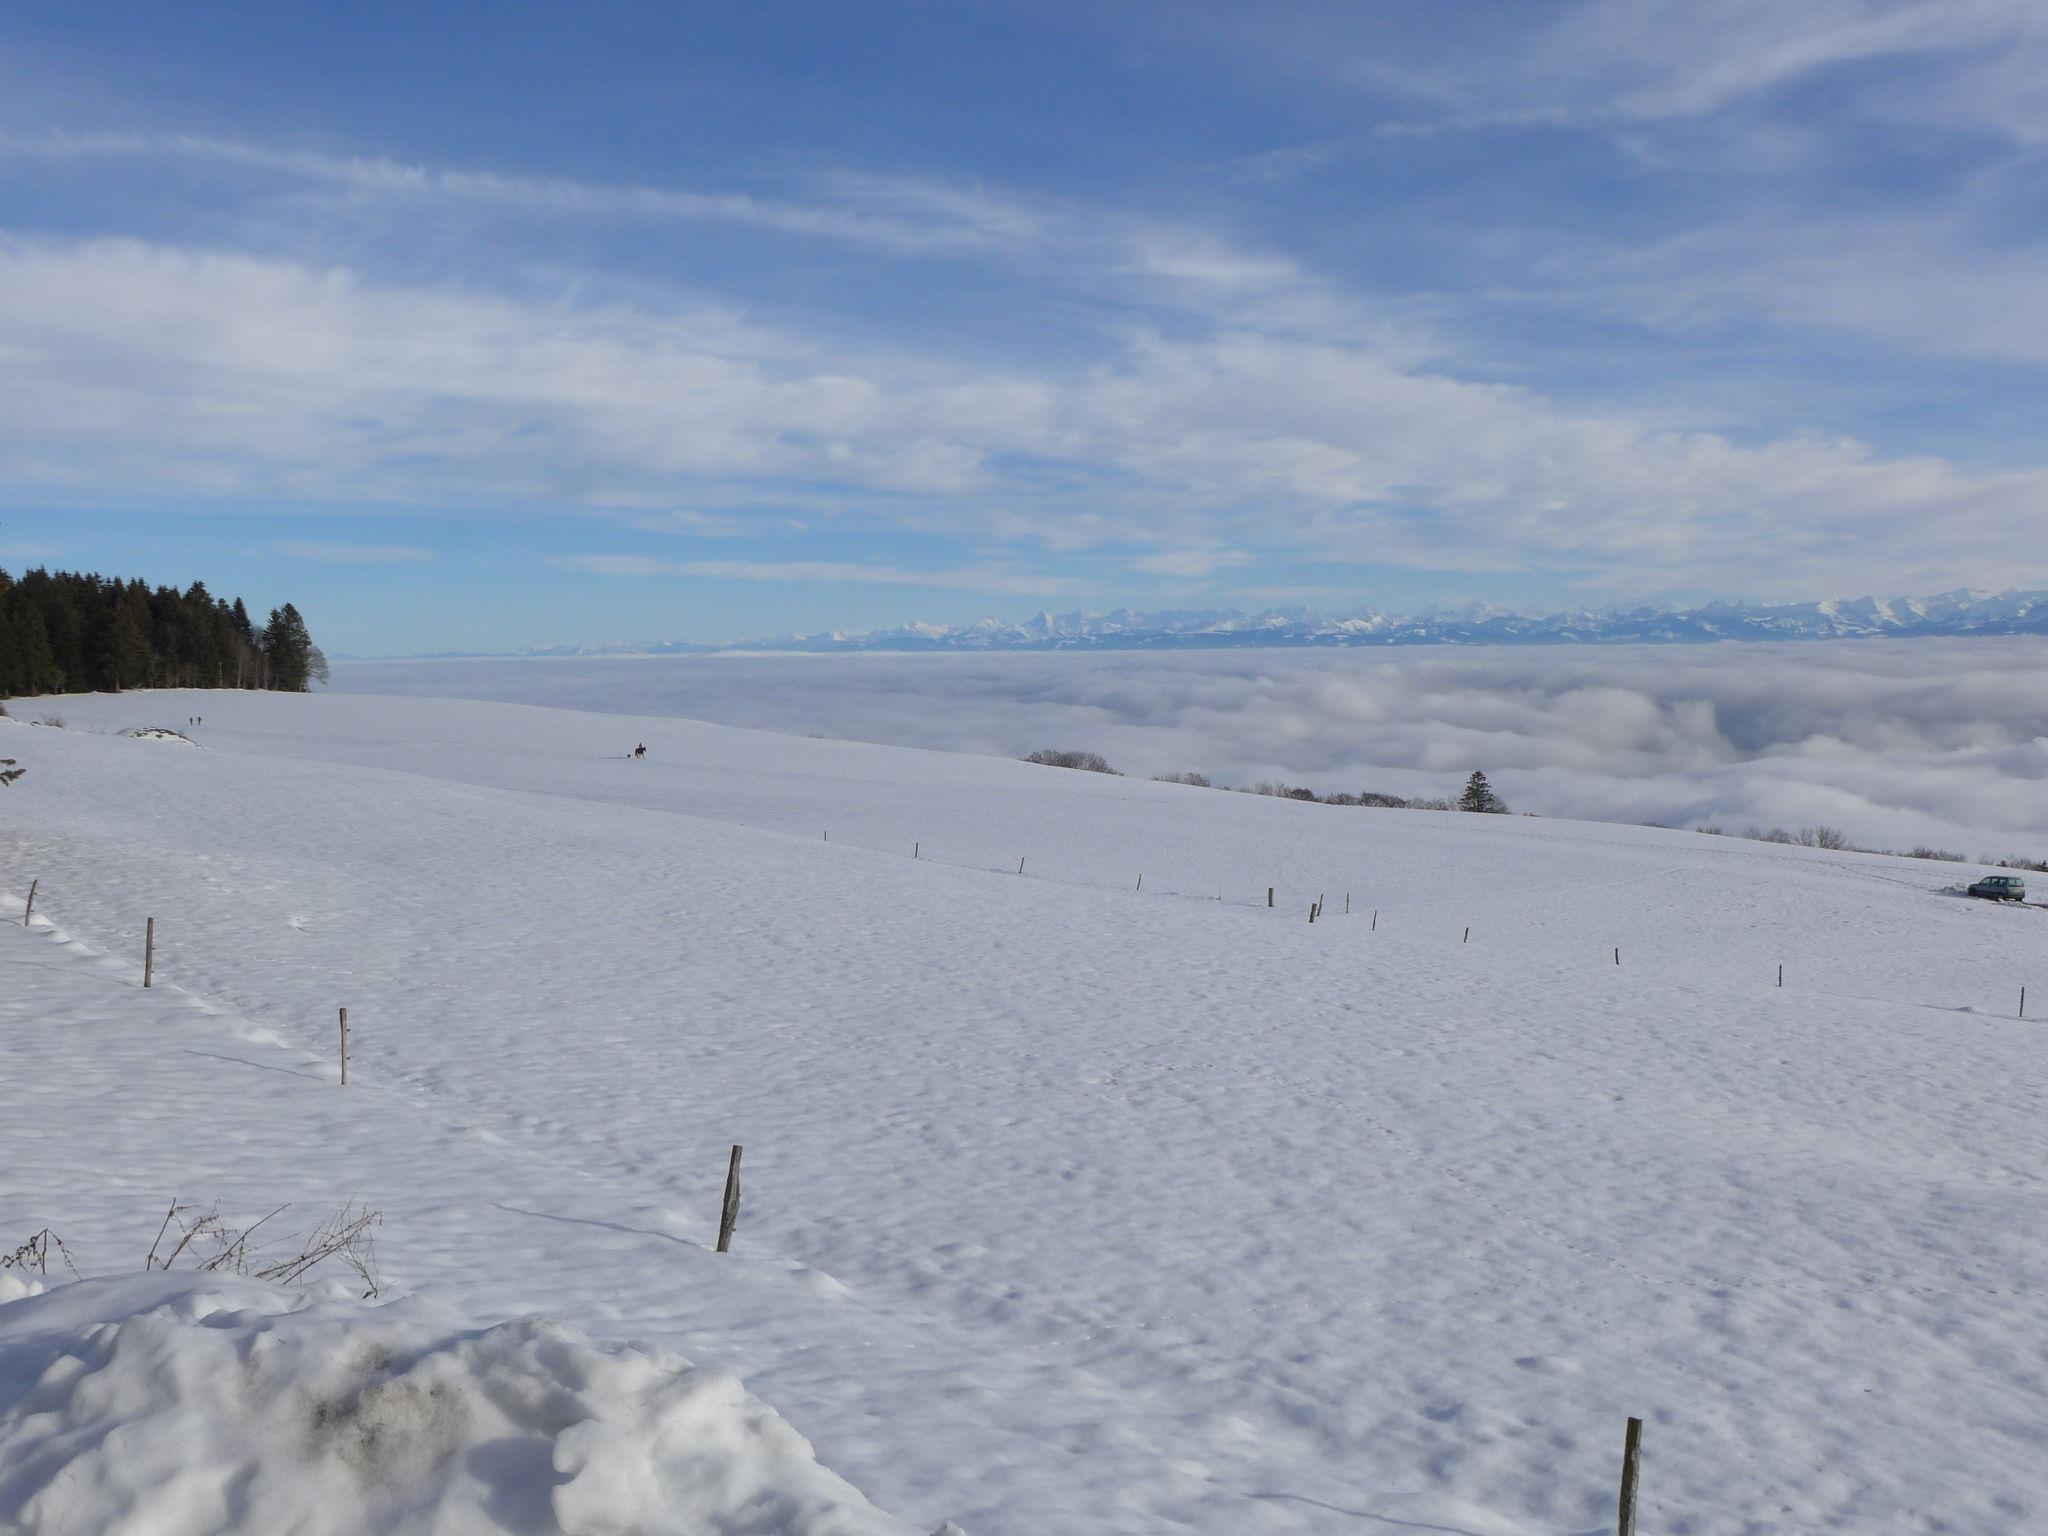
[423,587,2048,658]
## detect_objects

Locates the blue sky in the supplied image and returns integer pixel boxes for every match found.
[3,1,2046,654]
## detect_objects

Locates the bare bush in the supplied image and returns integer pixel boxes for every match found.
[1152,770,1210,788]
[146,1198,382,1298]
[1023,749,1118,775]
[0,758,22,788]
[1906,846,1966,862]
[3,1228,79,1278]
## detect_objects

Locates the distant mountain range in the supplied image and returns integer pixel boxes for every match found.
[372,588,2048,660]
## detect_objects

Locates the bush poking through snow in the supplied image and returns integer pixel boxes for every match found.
[1,1229,77,1279]
[0,758,21,788]
[145,1198,382,1298]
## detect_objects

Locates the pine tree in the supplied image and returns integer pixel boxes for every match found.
[12,603,62,694]
[1459,770,1507,814]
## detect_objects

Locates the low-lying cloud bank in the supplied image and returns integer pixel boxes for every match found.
[334,640,2048,857]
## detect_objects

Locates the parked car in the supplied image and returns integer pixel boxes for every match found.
[1967,874,2027,902]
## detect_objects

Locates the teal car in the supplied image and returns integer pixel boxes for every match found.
[1968,874,2027,902]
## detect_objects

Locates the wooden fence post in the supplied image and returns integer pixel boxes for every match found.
[1267,887,1274,908]
[1018,856,1025,875]
[144,918,155,988]
[1345,893,1350,915]
[2022,986,2028,1020]
[339,1008,349,1086]
[1777,963,1783,988]
[716,1145,744,1253]
[1371,909,1377,931]
[1463,926,1470,944]
[1613,947,1620,966]
[914,842,919,860]
[1136,873,1143,891]
[22,878,34,927]
[1617,1416,1642,1536]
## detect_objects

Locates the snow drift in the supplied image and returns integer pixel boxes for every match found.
[0,1273,911,1536]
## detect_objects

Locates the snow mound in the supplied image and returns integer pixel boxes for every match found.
[0,1274,913,1536]
[125,727,198,745]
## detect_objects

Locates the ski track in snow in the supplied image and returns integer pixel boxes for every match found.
[4,692,2048,1535]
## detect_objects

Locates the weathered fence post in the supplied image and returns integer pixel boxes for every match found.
[1018,856,1025,875]
[716,1145,744,1253]
[1778,963,1783,988]
[339,1008,349,1086]
[1463,926,1470,944]
[914,841,919,860]
[2022,986,2028,1020]
[1613,947,1620,966]
[1617,1416,1642,1536]
[22,878,34,927]
[144,918,155,988]
[1267,887,1274,908]
[1345,892,1350,915]
[1136,873,1143,891]
[1371,909,1377,931]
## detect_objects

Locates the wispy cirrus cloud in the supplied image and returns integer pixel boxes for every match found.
[0,130,1050,257]
[550,555,1079,596]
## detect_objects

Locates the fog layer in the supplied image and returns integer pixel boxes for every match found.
[334,641,2048,856]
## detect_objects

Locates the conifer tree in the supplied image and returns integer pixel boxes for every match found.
[262,602,315,692]
[1459,770,1507,814]
[0,567,317,699]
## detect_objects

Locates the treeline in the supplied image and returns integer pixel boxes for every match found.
[1696,824,2048,873]
[1027,748,2048,869]
[0,568,325,699]
[1025,749,1511,814]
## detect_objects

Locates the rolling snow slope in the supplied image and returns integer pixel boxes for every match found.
[4,691,2047,1535]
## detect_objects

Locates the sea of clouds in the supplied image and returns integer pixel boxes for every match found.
[333,639,2048,858]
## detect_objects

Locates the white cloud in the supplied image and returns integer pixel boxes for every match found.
[2,232,2045,598]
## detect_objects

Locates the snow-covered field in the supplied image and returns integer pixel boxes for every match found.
[4,690,2046,1534]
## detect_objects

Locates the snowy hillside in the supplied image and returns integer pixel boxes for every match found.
[4,691,2047,1535]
